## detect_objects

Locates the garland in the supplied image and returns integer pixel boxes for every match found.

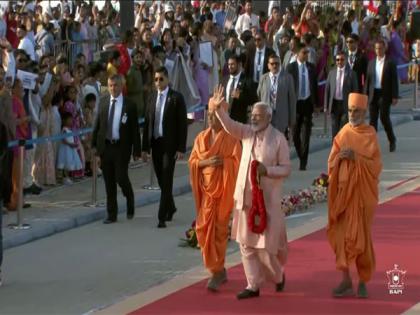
[247,160,267,234]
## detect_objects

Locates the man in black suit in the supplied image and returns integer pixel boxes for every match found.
[142,67,188,228]
[225,55,258,123]
[246,30,276,88]
[92,74,141,224]
[364,39,399,152]
[346,33,368,93]
[324,51,359,139]
[287,43,318,171]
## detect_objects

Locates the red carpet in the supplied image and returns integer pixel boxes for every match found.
[130,189,420,315]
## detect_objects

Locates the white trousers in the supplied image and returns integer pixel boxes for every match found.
[240,244,285,291]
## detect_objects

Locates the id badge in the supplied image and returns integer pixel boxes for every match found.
[122,113,128,124]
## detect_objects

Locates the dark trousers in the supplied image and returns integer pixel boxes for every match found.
[293,98,313,168]
[151,138,176,222]
[331,99,348,139]
[369,89,396,144]
[101,142,134,220]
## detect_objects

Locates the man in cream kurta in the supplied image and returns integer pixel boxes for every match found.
[210,85,291,300]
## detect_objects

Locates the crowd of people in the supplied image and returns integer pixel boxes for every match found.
[0,0,419,291]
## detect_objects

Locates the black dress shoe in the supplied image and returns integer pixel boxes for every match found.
[23,203,31,208]
[103,218,117,224]
[157,221,167,228]
[127,213,134,220]
[166,209,177,222]
[23,187,32,195]
[390,142,396,152]
[30,184,42,195]
[237,289,260,300]
[276,273,286,292]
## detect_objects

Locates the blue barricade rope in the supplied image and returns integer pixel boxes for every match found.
[7,104,206,149]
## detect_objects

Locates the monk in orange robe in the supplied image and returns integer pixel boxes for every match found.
[327,93,382,298]
[189,105,241,291]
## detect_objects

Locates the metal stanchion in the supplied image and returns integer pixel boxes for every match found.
[84,152,105,208]
[142,163,160,190]
[414,59,419,111]
[8,143,31,230]
[323,110,328,137]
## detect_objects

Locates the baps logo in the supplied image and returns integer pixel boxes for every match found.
[386,264,406,295]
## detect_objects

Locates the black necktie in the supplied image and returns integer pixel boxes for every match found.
[107,99,116,140]
[228,77,236,104]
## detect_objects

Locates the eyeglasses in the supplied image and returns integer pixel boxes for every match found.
[269,62,279,65]
[154,77,164,82]
[336,58,345,61]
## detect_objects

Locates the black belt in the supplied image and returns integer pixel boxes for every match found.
[105,139,120,145]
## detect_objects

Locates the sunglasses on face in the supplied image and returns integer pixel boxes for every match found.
[154,77,164,82]
[269,62,279,65]
[336,58,345,61]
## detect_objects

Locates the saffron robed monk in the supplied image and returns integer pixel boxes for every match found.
[327,93,382,299]
[210,85,291,300]
[189,104,241,291]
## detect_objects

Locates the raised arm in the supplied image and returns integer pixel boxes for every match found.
[210,85,253,140]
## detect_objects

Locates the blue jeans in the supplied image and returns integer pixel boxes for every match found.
[0,199,3,268]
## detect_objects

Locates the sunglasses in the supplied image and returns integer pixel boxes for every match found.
[154,77,164,82]
[269,62,279,65]
[336,58,345,61]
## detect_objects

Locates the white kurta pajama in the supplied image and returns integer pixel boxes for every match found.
[215,108,291,291]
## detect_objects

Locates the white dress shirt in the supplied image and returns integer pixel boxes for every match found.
[235,13,259,37]
[335,66,345,100]
[108,93,123,140]
[226,72,242,103]
[375,56,385,89]
[155,86,169,138]
[18,36,36,61]
[348,49,357,69]
[297,60,310,100]
[254,47,266,83]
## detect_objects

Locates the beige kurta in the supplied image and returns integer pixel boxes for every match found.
[215,108,291,256]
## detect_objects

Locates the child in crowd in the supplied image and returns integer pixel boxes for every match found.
[81,93,96,177]
[56,113,83,185]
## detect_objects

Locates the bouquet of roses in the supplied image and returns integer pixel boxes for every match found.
[312,173,329,188]
[179,220,200,249]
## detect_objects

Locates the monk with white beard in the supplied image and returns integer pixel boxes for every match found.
[327,93,382,298]
[209,85,291,300]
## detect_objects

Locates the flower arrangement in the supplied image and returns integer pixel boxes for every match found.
[179,220,200,248]
[282,173,329,216]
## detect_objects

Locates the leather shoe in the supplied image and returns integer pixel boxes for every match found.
[390,142,396,152]
[299,162,307,171]
[127,213,134,220]
[237,289,260,300]
[166,209,177,222]
[103,218,117,224]
[276,273,286,292]
[157,221,167,228]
